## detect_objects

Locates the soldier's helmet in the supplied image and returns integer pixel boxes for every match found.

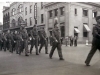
[96,16,100,21]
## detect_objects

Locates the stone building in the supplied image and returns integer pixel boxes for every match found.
[3,2,100,43]
[44,2,100,43]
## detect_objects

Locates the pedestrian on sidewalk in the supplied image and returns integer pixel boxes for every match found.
[74,35,78,47]
[85,16,100,66]
[65,36,69,46]
[70,36,73,46]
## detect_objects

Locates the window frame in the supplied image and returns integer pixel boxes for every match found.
[83,9,88,17]
[41,14,44,23]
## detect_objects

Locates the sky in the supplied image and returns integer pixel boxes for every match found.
[0,2,11,24]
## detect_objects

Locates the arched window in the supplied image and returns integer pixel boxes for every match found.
[18,17,23,26]
[12,19,16,27]
[11,8,16,16]
[18,4,23,13]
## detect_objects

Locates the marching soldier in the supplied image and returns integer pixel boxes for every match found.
[6,30,14,53]
[49,23,64,60]
[39,29,48,54]
[20,26,29,56]
[85,16,100,66]
[0,30,3,51]
[2,32,7,51]
[30,25,39,55]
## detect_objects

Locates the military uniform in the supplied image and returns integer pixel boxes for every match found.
[15,32,23,54]
[30,26,39,55]
[6,32,14,52]
[39,29,48,54]
[20,28,29,56]
[0,32,3,51]
[49,27,64,60]
[85,24,100,66]
[2,33,7,51]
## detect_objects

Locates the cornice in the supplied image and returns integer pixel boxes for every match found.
[79,2,100,7]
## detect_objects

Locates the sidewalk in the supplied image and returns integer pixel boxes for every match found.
[62,44,91,47]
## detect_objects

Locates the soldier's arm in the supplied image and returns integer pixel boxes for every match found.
[52,30,57,42]
[31,30,35,39]
[93,26,100,38]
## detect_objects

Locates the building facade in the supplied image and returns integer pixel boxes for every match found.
[44,2,100,43]
[3,2,100,43]
[3,6,10,30]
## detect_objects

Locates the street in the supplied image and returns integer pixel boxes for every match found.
[0,44,100,75]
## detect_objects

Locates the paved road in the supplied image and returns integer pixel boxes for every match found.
[0,45,100,75]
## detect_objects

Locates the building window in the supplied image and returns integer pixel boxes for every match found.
[83,23,88,37]
[30,17,32,25]
[41,2,43,9]
[25,19,27,26]
[83,9,88,17]
[49,10,52,18]
[54,9,58,16]
[83,32,88,37]
[18,4,23,13]
[60,7,65,15]
[25,7,27,15]
[12,19,16,27]
[93,11,97,18]
[30,5,32,13]
[11,8,16,16]
[41,14,44,23]
[75,8,77,15]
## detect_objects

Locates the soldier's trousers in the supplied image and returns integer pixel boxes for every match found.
[85,38,100,64]
[70,40,73,46]
[39,39,48,53]
[16,41,21,54]
[74,40,77,46]
[30,38,38,54]
[9,40,13,52]
[0,41,2,51]
[24,39,28,55]
[49,42,63,59]
[3,40,7,51]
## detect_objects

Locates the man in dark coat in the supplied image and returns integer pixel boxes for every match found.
[30,25,39,55]
[39,29,48,54]
[85,16,100,66]
[49,23,64,60]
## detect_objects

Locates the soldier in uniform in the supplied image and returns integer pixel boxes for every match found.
[49,23,64,60]
[6,30,14,53]
[30,25,39,55]
[0,30,3,51]
[2,32,7,51]
[39,28,48,54]
[20,26,29,56]
[85,16,100,66]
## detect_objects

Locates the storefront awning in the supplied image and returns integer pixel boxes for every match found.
[84,24,91,32]
[74,28,80,33]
